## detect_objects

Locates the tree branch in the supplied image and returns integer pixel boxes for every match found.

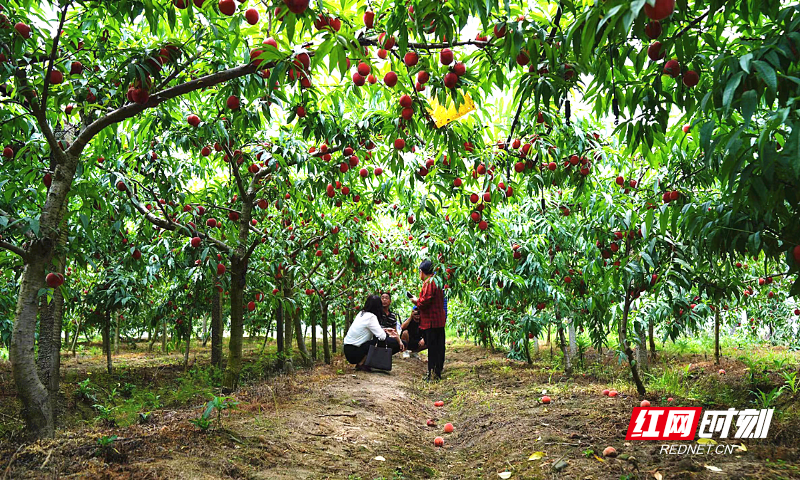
[504,3,563,149]
[126,190,233,253]
[13,70,67,165]
[670,9,712,41]
[331,265,348,284]
[0,240,27,259]
[387,49,436,127]
[41,4,69,110]
[247,163,271,197]
[289,235,327,258]
[155,53,200,91]
[222,144,249,201]
[299,259,326,285]
[66,33,376,162]
[360,37,490,51]
[205,203,242,216]
[245,236,261,260]
[67,62,261,158]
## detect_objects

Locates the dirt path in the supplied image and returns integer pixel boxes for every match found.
[121,350,439,480]
[2,341,798,479]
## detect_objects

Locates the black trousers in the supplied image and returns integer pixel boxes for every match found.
[422,327,445,376]
[344,337,402,365]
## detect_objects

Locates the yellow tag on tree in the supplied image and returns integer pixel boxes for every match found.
[428,93,476,128]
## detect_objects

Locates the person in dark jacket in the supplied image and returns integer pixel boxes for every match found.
[400,306,426,358]
[411,260,446,380]
[379,291,401,331]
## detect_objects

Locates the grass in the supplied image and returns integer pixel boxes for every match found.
[5,336,317,433]
[69,364,218,427]
[508,329,800,411]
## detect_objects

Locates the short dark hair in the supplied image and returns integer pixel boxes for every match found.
[419,259,433,275]
[361,295,383,318]
[380,291,391,297]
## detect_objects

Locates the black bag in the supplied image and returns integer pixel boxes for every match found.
[364,341,392,371]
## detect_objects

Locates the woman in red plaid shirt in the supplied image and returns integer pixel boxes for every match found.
[411,260,446,381]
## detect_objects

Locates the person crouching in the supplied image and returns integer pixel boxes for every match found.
[401,306,426,359]
[343,294,404,371]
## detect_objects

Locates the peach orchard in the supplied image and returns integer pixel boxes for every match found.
[0,0,799,441]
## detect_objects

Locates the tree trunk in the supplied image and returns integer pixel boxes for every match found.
[283,300,295,374]
[276,303,284,355]
[161,316,167,353]
[648,316,656,361]
[568,321,576,361]
[283,302,294,371]
[557,325,572,375]
[293,308,310,364]
[201,314,208,347]
[533,334,539,357]
[36,231,65,398]
[211,287,223,369]
[321,301,331,364]
[714,309,721,365]
[635,321,649,371]
[523,333,532,364]
[345,302,353,334]
[104,312,113,375]
[12,248,56,439]
[331,316,337,354]
[284,301,294,362]
[311,307,317,361]
[620,289,646,396]
[148,325,157,352]
[260,325,269,355]
[222,254,248,392]
[9,119,81,439]
[183,316,191,371]
[70,317,82,355]
[114,315,120,354]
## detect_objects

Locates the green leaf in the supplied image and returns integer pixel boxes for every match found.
[28,217,40,236]
[722,72,744,113]
[740,90,757,128]
[791,275,800,298]
[751,60,777,92]
[739,53,753,73]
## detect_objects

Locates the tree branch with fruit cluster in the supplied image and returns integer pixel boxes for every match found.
[504,3,563,149]
[360,36,490,51]
[41,4,69,112]
[13,70,67,166]
[124,186,233,254]
[67,62,262,158]
[289,235,328,259]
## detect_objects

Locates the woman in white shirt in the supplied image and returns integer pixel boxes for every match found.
[344,295,404,371]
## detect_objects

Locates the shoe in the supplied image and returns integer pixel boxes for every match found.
[423,373,432,382]
[402,351,410,359]
[410,352,420,359]
[355,365,372,372]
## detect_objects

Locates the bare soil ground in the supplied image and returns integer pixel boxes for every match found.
[1,340,799,479]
